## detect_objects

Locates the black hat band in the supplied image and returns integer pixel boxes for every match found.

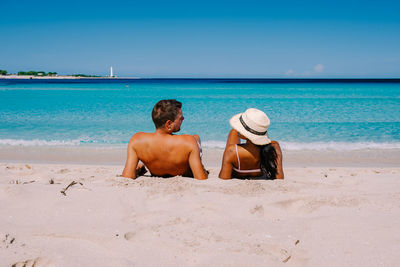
[239,115,268,136]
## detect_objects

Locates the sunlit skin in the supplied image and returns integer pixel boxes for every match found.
[122,109,208,180]
[219,129,284,179]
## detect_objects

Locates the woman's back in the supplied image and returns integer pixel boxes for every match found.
[219,108,283,180]
[231,143,263,177]
[221,139,283,179]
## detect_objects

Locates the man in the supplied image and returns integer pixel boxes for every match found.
[122,99,208,180]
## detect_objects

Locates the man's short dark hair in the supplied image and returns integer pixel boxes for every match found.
[152,99,182,129]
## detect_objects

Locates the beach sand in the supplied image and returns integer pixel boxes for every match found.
[1,149,400,266]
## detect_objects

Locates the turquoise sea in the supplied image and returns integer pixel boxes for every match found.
[1,79,399,151]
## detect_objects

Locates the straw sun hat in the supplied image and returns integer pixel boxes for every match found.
[229,108,271,145]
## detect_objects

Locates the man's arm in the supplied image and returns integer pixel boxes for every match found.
[122,141,139,179]
[188,137,208,180]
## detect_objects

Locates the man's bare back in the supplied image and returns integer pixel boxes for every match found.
[122,100,208,180]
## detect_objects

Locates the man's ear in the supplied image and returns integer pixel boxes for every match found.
[164,120,173,129]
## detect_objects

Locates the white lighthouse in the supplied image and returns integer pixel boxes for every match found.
[110,66,114,78]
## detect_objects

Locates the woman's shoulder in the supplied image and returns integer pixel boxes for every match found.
[270,140,281,149]
[225,143,238,153]
[221,143,239,164]
[270,140,282,153]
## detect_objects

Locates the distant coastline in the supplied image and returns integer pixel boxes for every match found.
[1,76,399,83]
[0,74,140,80]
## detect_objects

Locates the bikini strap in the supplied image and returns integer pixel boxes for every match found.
[235,144,240,170]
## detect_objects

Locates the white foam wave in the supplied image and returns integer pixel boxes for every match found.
[202,140,226,149]
[1,138,400,151]
[0,138,84,146]
[202,140,400,151]
[281,141,400,151]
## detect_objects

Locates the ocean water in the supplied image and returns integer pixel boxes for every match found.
[1,79,399,151]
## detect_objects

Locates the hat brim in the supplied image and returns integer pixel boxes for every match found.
[229,113,271,146]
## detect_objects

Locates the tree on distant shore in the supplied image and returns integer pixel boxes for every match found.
[18,71,39,76]
[14,70,99,77]
[17,71,58,76]
[72,74,100,77]
[0,70,7,75]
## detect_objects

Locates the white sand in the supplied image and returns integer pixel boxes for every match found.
[1,162,400,266]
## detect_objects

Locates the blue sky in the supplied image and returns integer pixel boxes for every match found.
[1,0,399,77]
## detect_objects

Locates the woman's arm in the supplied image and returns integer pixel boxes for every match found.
[271,141,284,179]
[218,144,235,179]
[226,129,240,146]
[219,129,240,179]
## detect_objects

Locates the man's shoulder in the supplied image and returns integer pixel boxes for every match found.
[129,132,153,145]
[168,134,199,151]
[132,131,152,138]
[173,134,198,143]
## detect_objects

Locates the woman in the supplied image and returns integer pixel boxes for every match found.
[219,108,284,179]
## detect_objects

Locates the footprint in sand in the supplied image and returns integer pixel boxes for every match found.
[124,232,136,240]
[57,168,70,174]
[249,205,264,216]
[12,257,52,267]
[5,165,16,170]
[2,234,17,248]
